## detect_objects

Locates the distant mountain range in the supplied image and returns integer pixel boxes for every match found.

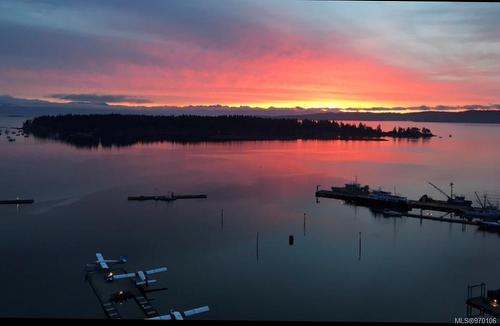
[277,110,500,124]
[1,95,500,123]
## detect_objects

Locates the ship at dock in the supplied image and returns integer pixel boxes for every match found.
[317,179,500,229]
[412,182,473,213]
[319,179,410,211]
[462,192,500,222]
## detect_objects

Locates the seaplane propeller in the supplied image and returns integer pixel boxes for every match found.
[112,267,168,287]
[147,306,210,320]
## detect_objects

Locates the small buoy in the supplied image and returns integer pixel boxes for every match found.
[289,235,294,245]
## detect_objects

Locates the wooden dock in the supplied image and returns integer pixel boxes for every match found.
[86,267,162,319]
[402,212,478,225]
[316,189,474,214]
[173,194,207,199]
[128,194,207,202]
[128,195,175,202]
[466,283,500,318]
[466,297,500,318]
[0,199,34,205]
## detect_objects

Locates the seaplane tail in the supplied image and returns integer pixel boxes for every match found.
[147,306,210,320]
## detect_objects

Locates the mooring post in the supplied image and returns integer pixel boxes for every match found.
[303,213,306,236]
[358,232,362,261]
[256,232,259,261]
[221,208,224,232]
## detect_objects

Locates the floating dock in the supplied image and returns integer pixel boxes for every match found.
[172,194,207,199]
[128,194,207,202]
[0,199,34,205]
[466,283,500,318]
[128,195,175,202]
[86,267,162,319]
[401,212,478,225]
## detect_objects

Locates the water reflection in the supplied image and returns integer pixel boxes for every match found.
[0,119,500,321]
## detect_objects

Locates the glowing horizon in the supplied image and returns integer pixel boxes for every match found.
[1,1,500,110]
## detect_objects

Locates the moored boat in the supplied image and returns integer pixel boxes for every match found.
[322,179,410,211]
[478,220,500,231]
[382,209,403,217]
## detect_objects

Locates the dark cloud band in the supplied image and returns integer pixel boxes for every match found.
[50,94,152,104]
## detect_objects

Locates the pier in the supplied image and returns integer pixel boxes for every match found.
[315,187,495,225]
[466,283,500,318]
[128,194,207,202]
[316,189,476,214]
[401,212,478,225]
[86,253,210,320]
[86,267,162,319]
[0,199,34,205]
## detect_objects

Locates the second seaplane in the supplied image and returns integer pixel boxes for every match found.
[110,267,168,287]
[86,252,128,272]
[148,306,210,320]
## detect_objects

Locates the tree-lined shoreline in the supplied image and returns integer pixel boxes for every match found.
[22,114,434,148]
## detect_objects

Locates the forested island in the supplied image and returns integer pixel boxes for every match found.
[22,114,434,148]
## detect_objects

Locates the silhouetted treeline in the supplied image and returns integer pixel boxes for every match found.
[22,114,434,148]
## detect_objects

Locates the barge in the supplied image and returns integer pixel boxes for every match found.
[0,199,34,205]
[316,181,410,211]
[128,193,207,202]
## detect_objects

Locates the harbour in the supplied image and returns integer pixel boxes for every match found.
[85,253,209,320]
[316,180,500,229]
[2,120,500,322]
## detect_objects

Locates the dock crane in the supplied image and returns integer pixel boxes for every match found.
[475,192,498,209]
[475,192,485,209]
[428,182,454,200]
[428,182,472,206]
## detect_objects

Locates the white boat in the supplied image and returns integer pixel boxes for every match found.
[368,189,408,204]
[464,192,500,221]
[382,209,403,217]
[464,207,500,221]
[478,220,500,231]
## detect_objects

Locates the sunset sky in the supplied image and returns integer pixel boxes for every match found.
[1,0,500,110]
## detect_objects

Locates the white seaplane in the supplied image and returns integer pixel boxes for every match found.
[147,306,210,320]
[86,252,128,271]
[112,267,168,286]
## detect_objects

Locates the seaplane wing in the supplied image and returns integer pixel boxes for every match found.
[113,272,136,280]
[104,256,128,264]
[145,267,168,275]
[147,314,172,320]
[183,306,210,317]
[146,306,209,321]
[95,253,109,270]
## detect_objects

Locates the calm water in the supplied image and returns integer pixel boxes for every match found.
[1,117,500,322]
